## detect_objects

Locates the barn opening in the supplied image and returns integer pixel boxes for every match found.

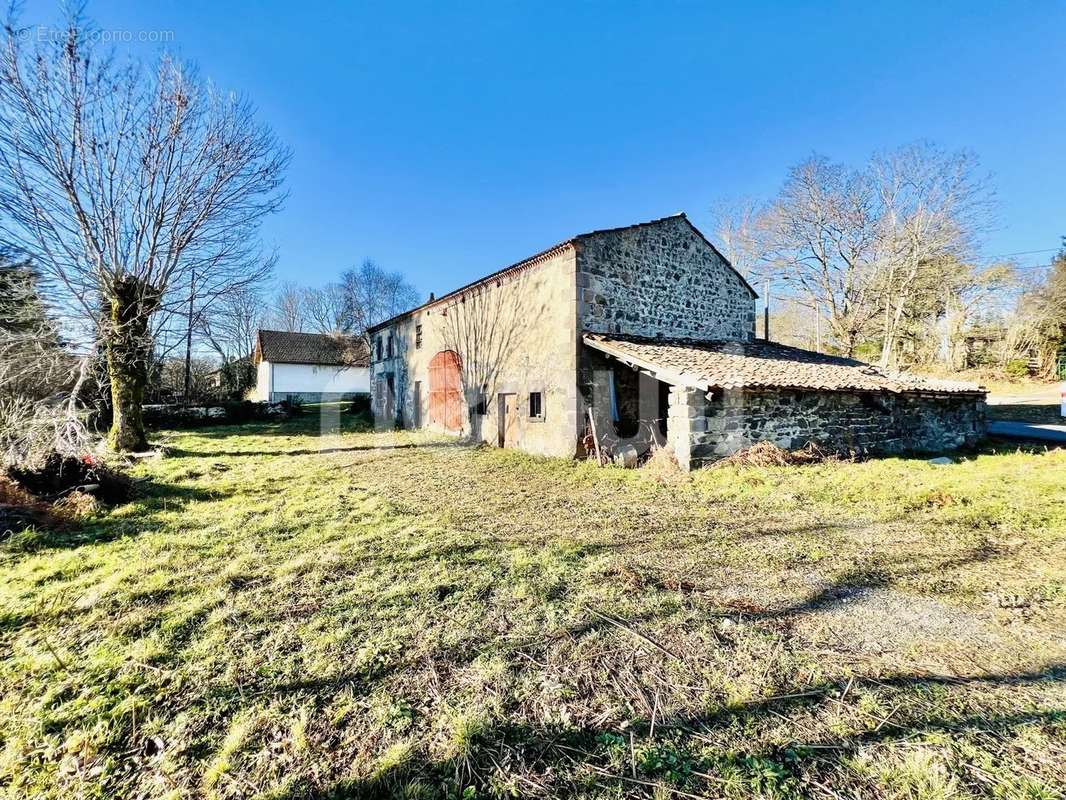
[428,350,463,432]
[607,364,670,440]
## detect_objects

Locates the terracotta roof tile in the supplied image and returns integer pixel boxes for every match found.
[256,330,368,367]
[584,334,985,396]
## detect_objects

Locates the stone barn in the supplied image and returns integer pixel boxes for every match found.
[368,214,985,469]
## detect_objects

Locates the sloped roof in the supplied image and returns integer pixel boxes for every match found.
[256,330,368,367]
[368,213,755,333]
[583,333,985,396]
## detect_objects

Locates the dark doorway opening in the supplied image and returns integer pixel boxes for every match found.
[658,380,670,437]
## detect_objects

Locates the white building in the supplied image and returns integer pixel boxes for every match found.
[252,329,370,402]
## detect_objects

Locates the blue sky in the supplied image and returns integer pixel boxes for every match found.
[20,1,1066,297]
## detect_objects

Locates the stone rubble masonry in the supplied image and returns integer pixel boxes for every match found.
[577,215,756,341]
[669,386,986,470]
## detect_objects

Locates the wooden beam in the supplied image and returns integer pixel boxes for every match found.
[583,335,709,391]
[587,407,603,466]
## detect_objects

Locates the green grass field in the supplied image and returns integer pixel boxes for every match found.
[2,411,1065,799]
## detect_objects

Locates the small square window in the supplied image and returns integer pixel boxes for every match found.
[528,391,543,420]
[415,324,423,349]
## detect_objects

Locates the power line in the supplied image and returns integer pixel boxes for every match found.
[982,247,1060,260]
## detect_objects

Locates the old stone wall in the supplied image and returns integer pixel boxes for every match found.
[577,215,756,341]
[269,390,363,403]
[676,387,986,468]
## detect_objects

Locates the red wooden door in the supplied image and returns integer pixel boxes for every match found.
[428,350,462,431]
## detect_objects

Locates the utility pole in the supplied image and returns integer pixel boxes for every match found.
[183,269,195,405]
[763,278,770,342]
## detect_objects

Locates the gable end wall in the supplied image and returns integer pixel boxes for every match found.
[577,216,756,341]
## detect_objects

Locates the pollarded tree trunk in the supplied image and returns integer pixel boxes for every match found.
[106,277,158,452]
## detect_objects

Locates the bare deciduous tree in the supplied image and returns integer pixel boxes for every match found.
[268,282,307,333]
[268,261,418,337]
[1011,244,1066,377]
[758,156,882,357]
[870,143,994,367]
[304,283,347,333]
[437,273,537,442]
[198,284,267,395]
[733,144,995,365]
[0,12,289,450]
[710,197,765,281]
[200,286,267,363]
[338,259,419,344]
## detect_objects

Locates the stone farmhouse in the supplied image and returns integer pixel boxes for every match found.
[368,214,986,470]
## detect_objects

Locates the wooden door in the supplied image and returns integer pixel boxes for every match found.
[384,375,395,425]
[498,393,518,448]
[428,350,462,431]
[375,373,395,426]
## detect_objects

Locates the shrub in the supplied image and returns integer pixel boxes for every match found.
[642,444,687,484]
[347,394,372,417]
[142,401,296,429]
[1005,358,1030,379]
[221,400,272,424]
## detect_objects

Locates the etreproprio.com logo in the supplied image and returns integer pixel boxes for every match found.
[18,26,176,44]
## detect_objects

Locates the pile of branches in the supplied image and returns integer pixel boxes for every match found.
[0,386,95,470]
[1,344,134,536]
[7,451,134,505]
[1,450,136,539]
[713,440,844,468]
[0,474,59,539]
